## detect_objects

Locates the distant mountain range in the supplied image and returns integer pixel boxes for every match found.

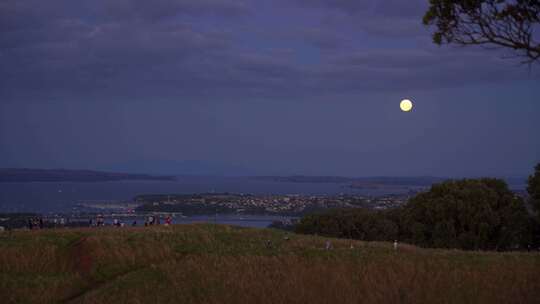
[0,168,176,183]
[253,175,448,187]
[105,160,255,176]
[0,168,528,191]
[253,175,528,189]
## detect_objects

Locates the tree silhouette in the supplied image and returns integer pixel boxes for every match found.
[423,0,540,63]
[401,178,529,250]
[528,163,540,220]
[295,178,532,250]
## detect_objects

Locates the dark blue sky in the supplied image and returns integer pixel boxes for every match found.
[1,0,539,177]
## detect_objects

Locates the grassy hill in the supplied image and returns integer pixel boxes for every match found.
[1,225,539,304]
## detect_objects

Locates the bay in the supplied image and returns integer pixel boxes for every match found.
[0,176,410,213]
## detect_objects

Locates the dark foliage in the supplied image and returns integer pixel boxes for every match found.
[423,0,540,63]
[296,178,535,251]
[528,163,540,220]
[295,208,399,242]
[400,178,530,250]
[0,213,38,230]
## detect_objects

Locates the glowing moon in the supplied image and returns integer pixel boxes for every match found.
[400,99,413,112]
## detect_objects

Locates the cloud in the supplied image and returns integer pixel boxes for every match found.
[292,0,427,17]
[298,28,349,49]
[1,0,537,104]
[292,0,372,14]
[0,0,249,25]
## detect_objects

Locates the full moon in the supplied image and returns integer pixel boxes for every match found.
[400,99,413,112]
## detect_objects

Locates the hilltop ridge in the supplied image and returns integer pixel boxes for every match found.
[1,224,539,303]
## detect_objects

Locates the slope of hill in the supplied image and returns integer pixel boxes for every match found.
[1,225,539,304]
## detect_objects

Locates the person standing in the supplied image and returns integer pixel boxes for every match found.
[325,240,333,250]
[165,215,172,226]
[97,214,105,227]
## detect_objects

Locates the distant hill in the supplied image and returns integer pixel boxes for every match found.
[253,175,447,186]
[106,159,255,176]
[252,175,356,183]
[0,168,176,183]
[251,175,527,190]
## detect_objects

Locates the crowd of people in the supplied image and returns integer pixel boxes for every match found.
[92,214,174,228]
[19,214,175,230]
[144,215,173,226]
[27,217,44,230]
[27,217,69,229]
[14,215,403,253]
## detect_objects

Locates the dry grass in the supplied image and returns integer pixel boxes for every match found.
[1,224,539,304]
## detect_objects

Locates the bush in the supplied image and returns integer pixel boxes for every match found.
[528,163,540,222]
[400,179,529,250]
[295,208,399,242]
[295,178,533,251]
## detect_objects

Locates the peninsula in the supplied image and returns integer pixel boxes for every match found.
[0,168,176,183]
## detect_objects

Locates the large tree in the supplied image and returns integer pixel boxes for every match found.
[294,178,534,250]
[423,0,540,63]
[528,163,540,219]
[401,178,530,250]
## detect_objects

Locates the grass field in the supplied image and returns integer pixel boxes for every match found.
[1,224,539,304]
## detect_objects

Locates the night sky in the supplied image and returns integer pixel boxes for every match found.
[1,0,539,177]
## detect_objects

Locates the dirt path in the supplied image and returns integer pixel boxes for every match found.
[70,236,93,275]
[60,238,180,304]
[60,266,147,304]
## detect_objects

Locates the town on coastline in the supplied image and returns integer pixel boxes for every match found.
[133,192,414,215]
[0,192,415,230]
